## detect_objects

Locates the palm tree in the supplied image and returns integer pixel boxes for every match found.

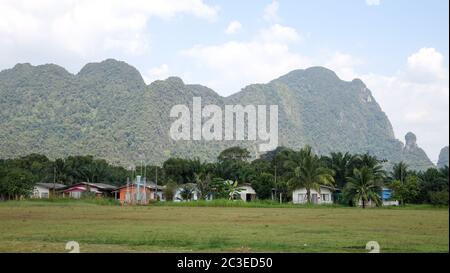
[389,162,409,205]
[284,146,335,203]
[322,152,358,188]
[390,162,409,183]
[194,172,212,200]
[356,153,386,181]
[344,167,383,208]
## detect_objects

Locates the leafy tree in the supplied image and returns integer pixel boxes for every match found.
[179,184,194,201]
[418,167,449,204]
[215,147,253,183]
[52,158,69,184]
[284,145,335,203]
[209,178,228,199]
[162,157,208,184]
[162,158,190,184]
[428,190,449,206]
[0,168,34,200]
[218,147,250,162]
[163,181,178,201]
[344,167,383,208]
[390,175,420,205]
[259,147,293,202]
[251,173,274,200]
[194,173,212,200]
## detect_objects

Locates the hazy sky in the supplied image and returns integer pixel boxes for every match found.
[0,0,448,162]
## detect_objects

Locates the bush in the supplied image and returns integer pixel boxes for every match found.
[428,190,449,206]
[163,182,178,201]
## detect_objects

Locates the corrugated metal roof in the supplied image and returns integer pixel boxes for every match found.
[36,183,66,189]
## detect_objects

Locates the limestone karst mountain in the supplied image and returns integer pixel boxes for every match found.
[437,146,449,169]
[0,59,435,170]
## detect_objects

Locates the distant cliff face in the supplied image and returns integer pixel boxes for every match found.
[438,146,449,169]
[400,132,435,170]
[0,59,435,170]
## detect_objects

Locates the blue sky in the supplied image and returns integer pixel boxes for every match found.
[0,0,448,162]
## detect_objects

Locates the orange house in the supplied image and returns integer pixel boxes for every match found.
[113,183,162,205]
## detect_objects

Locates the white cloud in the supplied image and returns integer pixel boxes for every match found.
[263,1,280,23]
[361,48,449,162]
[405,47,447,83]
[324,51,362,81]
[0,0,219,67]
[144,64,170,83]
[182,24,309,95]
[225,21,242,35]
[259,24,302,44]
[366,0,381,6]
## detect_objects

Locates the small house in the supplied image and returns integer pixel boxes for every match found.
[59,182,117,199]
[113,181,164,205]
[358,187,399,207]
[173,183,213,202]
[292,186,334,204]
[239,184,256,202]
[381,187,399,206]
[32,183,66,198]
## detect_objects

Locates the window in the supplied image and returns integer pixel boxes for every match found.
[70,191,81,199]
[297,194,306,202]
[41,192,49,198]
[321,194,329,202]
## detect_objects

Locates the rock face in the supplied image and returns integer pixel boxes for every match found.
[437,146,449,169]
[401,132,435,170]
[0,60,435,170]
[404,132,418,150]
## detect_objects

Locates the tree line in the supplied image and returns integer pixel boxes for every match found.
[0,146,448,206]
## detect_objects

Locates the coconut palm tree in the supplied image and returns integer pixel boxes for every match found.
[284,146,335,203]
[322,152,358,188]
[344,167,383,208]
[194,172,212,200]
[390,161,409,183]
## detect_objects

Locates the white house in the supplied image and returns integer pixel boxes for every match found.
[357,187,399,207]
[174,184,199,201]
[239,184,256,202]
[32,183,66,199]
[173,183,212,202]
[292,186,334,204]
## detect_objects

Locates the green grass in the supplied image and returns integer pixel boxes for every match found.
[154,199,345,208]
[0,200,447,253]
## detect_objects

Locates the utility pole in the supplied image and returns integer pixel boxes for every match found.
[155,166,158,201]
[275,165,281,204]
[53,165,56,198]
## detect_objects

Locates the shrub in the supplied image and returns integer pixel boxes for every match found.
[428,190,449,206]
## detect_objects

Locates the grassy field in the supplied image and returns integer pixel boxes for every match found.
[0,200,448,253]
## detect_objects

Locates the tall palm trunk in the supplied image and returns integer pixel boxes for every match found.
[306,188,311,204]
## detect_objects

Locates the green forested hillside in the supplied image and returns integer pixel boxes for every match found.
[0,59,434,170]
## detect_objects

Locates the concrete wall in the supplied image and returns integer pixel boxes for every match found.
[239,185,256,201]
[292,187,333,204]
[32,186,50,198]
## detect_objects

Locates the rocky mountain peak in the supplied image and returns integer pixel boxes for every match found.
[405,132,418,150]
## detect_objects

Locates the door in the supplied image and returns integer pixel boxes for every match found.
[246,194,252,202]
[311,194,318,204]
